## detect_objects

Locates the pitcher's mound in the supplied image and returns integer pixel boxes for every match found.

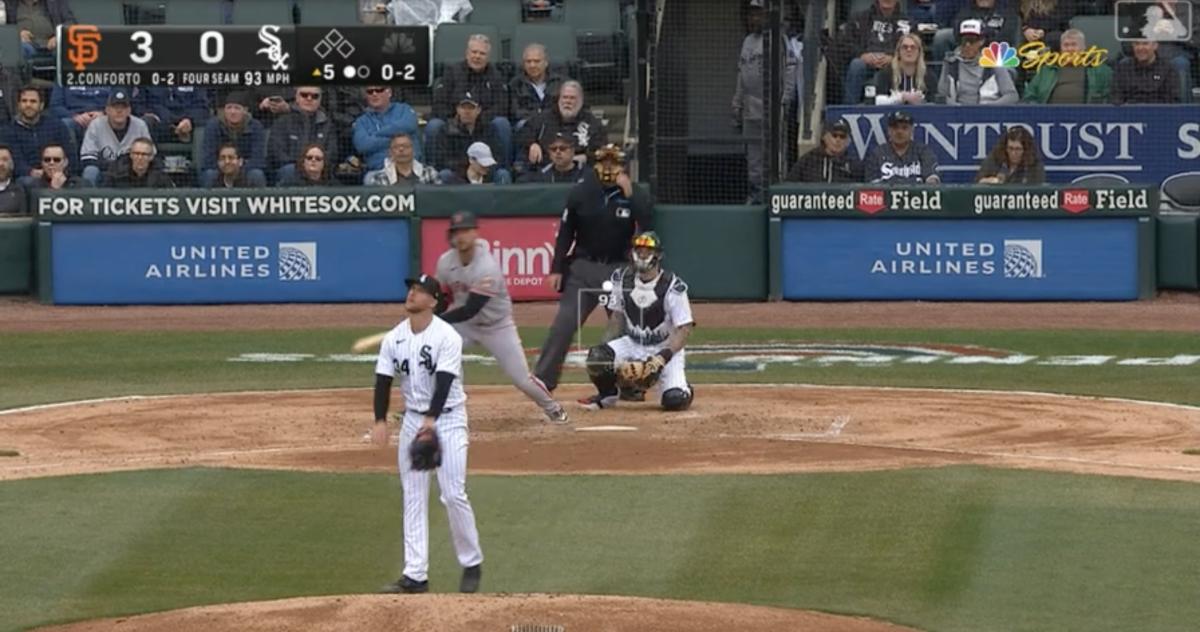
[36,594,916,632]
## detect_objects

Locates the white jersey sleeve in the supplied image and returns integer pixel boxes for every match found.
[436,321,464,378]
[607,267,625,311]
[666,275,694,329]
[375,329,398,377]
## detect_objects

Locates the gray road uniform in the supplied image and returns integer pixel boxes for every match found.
[436,239,560,416]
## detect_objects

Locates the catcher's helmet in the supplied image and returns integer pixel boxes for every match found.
[593,143,626,186]
[630,231,663,272]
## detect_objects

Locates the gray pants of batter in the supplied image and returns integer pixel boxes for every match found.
[533,258,620,391]
[453,317,559,415]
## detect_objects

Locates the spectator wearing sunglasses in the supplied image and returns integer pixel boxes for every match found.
[518,131,585,183]
[30,142,86,189]
[787,118,864,183]
[352,85,422,173]
[269,86,338,185]
[279,143,339,187]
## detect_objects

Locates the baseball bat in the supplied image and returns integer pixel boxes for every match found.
[351,331,389,353]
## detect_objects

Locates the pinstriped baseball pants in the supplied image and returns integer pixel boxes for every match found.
[398,410,483,582]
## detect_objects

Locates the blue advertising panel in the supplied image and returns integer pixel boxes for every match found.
[781,218,1139,300]
[826,105,1200,185]
[51,220,410,304]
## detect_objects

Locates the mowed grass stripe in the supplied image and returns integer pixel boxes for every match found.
[2,328,1200,409]
[2,467,1200,632]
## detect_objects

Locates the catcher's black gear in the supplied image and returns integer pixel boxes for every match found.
[661,386,694,411]
[409,427,441,470]
[586,343,618,393]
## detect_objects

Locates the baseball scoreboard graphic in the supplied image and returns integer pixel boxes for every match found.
[57,24,433,87]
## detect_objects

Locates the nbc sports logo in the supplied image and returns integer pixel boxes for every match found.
[278,242,318,281]
[1003,240,1043,279]
[980,42,1020,68]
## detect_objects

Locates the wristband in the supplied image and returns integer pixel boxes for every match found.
[657,349,674,364]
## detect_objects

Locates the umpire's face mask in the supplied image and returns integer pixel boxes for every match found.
[594,158,621,186]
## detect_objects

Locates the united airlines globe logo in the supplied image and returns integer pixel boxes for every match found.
[278,242,318,281]
[1003,240,1043,279]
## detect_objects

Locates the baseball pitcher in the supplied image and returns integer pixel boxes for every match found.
[579,231,695,411]
[435,211,569,423]
[373,274,484,595]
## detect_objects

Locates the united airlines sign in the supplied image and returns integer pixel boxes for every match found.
[828,105,1200,185]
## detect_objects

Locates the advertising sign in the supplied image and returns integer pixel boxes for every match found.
[827,105,1200,185]
[781,218,1140,300]
[51,220,410,304]
[419,216,561,301]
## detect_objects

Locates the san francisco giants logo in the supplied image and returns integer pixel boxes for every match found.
[66,25,102,71]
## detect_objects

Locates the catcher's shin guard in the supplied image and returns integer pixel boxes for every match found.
[661,386,693,411]
[585,344,619,396]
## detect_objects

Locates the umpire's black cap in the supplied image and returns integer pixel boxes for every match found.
[449,210,478,231]
[405,274,443,301]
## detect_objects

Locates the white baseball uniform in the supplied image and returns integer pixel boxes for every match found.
[436,239,559,415]
[605,266,694,394]
[375,315,483,582]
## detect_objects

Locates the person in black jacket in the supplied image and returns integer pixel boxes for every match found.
[427,91,506,181]
[1112,40,1182,104]
[428,34,512,167]
[102,137,174,188]
[279,143,339,187]
[514,81,607,177]
[518,132,587,183]
[532,144,653,394]
[268,86,338,185]
[0,144,27,215]
[30,142,87,189]
[839,0,910,104]
[787,118,864,183]
[509,43,566,132]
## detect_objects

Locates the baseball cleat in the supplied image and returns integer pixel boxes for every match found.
[380,576,428,594]
[460,564,482,593]
[544,404,570,424]
[577,394,619,410]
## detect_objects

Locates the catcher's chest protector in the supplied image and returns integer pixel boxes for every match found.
[619,269,676,344]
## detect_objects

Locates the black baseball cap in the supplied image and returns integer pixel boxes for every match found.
[458,91,480,106]
[107,90,131,106]
[547,131,573,147]
[888,110,914,126]
[405,274,443,301]
[825,117,851,134]
[449,210,478,231]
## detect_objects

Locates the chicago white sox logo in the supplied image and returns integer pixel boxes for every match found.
[419,345,435,375]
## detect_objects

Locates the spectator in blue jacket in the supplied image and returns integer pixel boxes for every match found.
[138,87,211,143]
[2,86,73,182]
[352,85,420,172]
[200,91,266,188]
[4,0,75,59]
[50,85,113,134]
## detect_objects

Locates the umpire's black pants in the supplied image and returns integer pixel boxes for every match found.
[533,258,621,391]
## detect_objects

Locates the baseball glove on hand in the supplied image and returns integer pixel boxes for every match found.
[617,354,666,389]
[409,427,441,470]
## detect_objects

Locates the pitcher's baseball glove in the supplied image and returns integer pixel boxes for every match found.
[409,427,441,470]
[616,354,666,389]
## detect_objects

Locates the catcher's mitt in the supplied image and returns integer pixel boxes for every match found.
[616,354,666,389]
[409,427,441,470]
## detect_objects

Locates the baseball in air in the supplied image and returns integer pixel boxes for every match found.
[602,280,614,292]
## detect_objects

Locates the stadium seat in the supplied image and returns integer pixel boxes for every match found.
[72,0,126,25]
[564,0,622,95]
[297,0,360,25]
[1071,173,1130,185]
[165,0,226,25]
[467,0,522,59]
[565,0,620,33]
[231,0,295,26]
[0,25,21,69]
[434,23,501,67]
[1069,16,1122,65]
[511,24,577,67]
[1161,172,1200,211]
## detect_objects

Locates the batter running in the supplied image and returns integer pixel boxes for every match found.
[372,274,484,594]
[436,211,569,423]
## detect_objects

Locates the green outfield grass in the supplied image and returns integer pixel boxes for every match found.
[2,327,1199,410]
[2,467,1199,632]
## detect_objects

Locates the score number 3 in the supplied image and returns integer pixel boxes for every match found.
[129,30,226,65]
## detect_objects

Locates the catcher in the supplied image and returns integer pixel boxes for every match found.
[578,231,695,411]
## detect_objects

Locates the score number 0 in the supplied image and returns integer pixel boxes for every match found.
[129,30,225,65]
